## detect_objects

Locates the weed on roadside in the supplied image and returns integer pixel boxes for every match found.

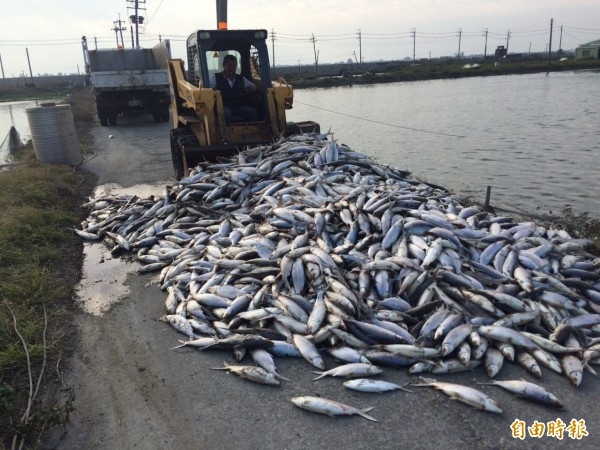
[0,156,88,449]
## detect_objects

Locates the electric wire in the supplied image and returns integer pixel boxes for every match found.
[293,100,466,138]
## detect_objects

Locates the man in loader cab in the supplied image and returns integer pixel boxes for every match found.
[210,54,258,124]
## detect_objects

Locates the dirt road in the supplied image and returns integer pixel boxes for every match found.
[45,114,599,450]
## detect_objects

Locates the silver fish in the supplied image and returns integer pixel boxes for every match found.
[212,363,280,386]
[343,379,412,393]
[290,396,377,422]
[415,381,503,414]
[479,379,563,408]
[312,363,383,381]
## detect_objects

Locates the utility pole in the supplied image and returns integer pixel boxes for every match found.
[112,15,127,48]
[127,0,146,49]
[412,28,416,63]
[25,48,34,84]
[94,35,98,50]
[0,52,5,79]
[81,36,91,76]
[357,29,362,66]
[271,29,276,70]
[131,26,134,48]
[483,28,488,60]
[311,33,318,75]
[506,29,511,53]
[135,0,140,48]
[457,28,462,61]
[548,18,553,63]
[558,24,563,53]
[112,21,120,47]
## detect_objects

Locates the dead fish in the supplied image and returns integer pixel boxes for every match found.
[343,379,412,393]
[478,379,563,408]
[561,354,583,387]
[516,351,542,379]
[312,363,383,381]
[415,381,503,414]
[78,133,600,420]
[290,396,377,422]
[478,326,537,350]
[293,334,326,370]
[160,314,195,339]
[250,348,291,382]
[212,363,280,386]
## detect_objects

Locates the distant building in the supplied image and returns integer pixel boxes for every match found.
[575,39,600,60]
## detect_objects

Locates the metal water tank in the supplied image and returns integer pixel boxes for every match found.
[26,103,81,165]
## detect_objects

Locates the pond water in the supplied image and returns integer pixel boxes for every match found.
[288,70,600,218]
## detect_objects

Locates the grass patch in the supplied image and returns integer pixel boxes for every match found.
[289,59,600,89]
[0,86,96,447]
[0,85,73,103]
[538,207,600,255]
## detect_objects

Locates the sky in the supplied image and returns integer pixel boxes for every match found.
[1,0,599,76]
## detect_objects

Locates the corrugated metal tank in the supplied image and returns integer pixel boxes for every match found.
[26,103,81,165]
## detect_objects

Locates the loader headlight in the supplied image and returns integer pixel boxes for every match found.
[254,31,267,40]
[198,32,211,40]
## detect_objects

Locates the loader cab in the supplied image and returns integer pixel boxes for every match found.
[168,28,314,180]
[186,29,272,122]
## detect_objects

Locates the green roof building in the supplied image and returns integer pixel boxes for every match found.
[576,39,600,59]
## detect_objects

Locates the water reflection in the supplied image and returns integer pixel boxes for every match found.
[0,99,61,161]
[76,182,167,315]
[288,71,600,217]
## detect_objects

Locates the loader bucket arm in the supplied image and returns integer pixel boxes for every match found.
[168,58,229,145]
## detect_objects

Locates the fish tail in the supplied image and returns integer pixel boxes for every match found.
[583,361,598,376]
[400,382,414,393]
[311,371,326,381]
[359,408,378,422]
[171,340,188,349]
[275,372,292,382]
[211,363,231,371]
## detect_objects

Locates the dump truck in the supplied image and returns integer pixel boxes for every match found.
[167,0,319,179]
[82,37,172,126]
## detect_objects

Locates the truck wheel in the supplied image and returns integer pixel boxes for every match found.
[99,115,108,126]
[108,114,117,126]
[152,112,162,123]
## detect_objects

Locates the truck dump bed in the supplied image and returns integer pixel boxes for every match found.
[88,41,171,89]
[88,43,171,72]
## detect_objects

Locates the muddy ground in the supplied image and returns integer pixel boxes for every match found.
[44,111,599,450]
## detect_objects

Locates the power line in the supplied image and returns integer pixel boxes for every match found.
[146,0,165,25]
[0,42,82,47]
[294,100,466,138]
[563,25,600,31]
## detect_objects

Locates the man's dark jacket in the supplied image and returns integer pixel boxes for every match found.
[215,72,249,107]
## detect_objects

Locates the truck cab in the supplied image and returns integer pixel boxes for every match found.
[168,29,318,179]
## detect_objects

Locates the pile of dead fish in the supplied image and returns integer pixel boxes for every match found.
[78,133,600,416]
